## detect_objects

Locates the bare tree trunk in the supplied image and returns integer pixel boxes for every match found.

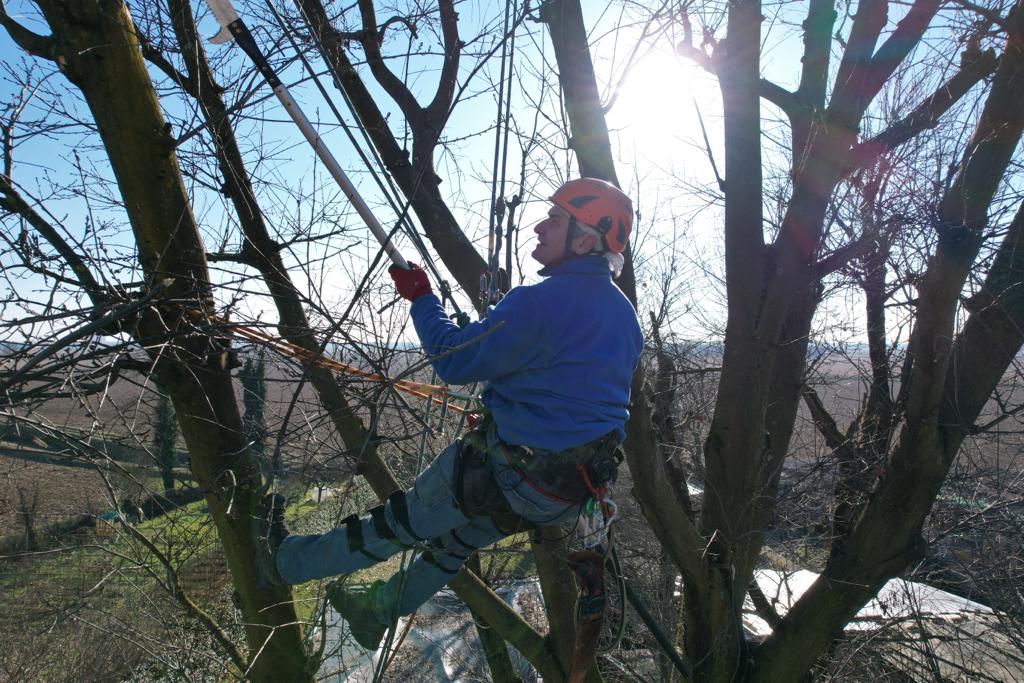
[539,0,636,300]
[16,485,39,551]
[754,6,1024,677]
[539,2,705,678]
[15,3,309,679]
[465,556,522,683]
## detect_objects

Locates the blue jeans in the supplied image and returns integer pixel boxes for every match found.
[275,436,581,625]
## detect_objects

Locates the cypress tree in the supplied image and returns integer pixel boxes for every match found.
[153,392,177,493]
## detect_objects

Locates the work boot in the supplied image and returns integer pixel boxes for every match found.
[326,579,391,650]
[251,493,288,588]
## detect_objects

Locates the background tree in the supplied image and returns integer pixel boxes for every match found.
[152,391,178,494]
[238,352,268,474]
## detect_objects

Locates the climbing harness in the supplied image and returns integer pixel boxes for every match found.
[498,434,624,505]
[456,415,624,539]
[204,0,409,270]
[453,411,628,677]
[453,437,535,535]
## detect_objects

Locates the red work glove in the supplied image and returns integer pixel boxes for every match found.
[388,262,433,302]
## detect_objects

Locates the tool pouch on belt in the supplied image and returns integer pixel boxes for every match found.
[463,418,623,505]
[454,438,534,535]
[504,431,623,503]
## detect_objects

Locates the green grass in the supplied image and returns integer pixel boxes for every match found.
[2,481,545,678]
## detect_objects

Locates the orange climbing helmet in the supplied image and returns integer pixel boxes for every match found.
[549,178,633,254]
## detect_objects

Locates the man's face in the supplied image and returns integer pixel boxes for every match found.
[532,205,596,267]
[531,206,571,267]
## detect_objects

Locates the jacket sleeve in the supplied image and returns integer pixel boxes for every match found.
[409,288,545,385]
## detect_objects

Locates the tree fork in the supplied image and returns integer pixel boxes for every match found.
[753,4,1024,677]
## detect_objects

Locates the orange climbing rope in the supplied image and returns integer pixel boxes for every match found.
[197,312,473,413]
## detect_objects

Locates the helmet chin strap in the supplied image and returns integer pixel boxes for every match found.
[559,218,605,264]
[559,217,581,263]
[550,207,603,267]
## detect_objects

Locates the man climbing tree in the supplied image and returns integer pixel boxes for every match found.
[254,178,643,650]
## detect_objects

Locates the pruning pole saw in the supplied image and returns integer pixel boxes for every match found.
[204,0,410,270]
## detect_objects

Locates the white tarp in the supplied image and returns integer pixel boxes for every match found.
[743,569,993,637]
[316,581,543,682]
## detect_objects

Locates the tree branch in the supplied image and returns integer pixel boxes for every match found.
[0,174,107,299]
[801,383,846,451]
[120,513,249,673]
[942,199,1024,444]
[423,0,461,133]
[379,14,418,41]
[760,79,800,118]
[861,0,941,106]
[829,0,888,121]
[845,46,998,175]
[797,0,838,107]
[355,0,424,126]
[206,250,257,266]
[815,234,874,276]
[676,9,713,72]
[138,33,196,95]
[748,582,782,629]
[948,0,1011,30]
[0,2,54,57]
[294,0,486,300]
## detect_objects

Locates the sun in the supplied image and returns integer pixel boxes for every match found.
[604,47,722,172]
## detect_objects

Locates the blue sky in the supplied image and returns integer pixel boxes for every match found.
[0,1,732,335]
[1,0,991,347]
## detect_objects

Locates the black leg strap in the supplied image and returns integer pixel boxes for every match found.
[432,535,470,562]
[421,551,459,576]
[368,504,399,542]
[450,529,479,554]
[343,513,390,562]
[388,489,426,541]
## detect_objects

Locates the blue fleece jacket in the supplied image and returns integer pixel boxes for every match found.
[410,255,643,451]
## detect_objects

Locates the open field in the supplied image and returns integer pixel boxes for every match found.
[3,346,1024,680]
[0,457,108,538]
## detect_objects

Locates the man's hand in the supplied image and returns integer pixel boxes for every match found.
[388,263,433,302]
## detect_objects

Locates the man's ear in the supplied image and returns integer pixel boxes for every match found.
[572,233,598,255]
